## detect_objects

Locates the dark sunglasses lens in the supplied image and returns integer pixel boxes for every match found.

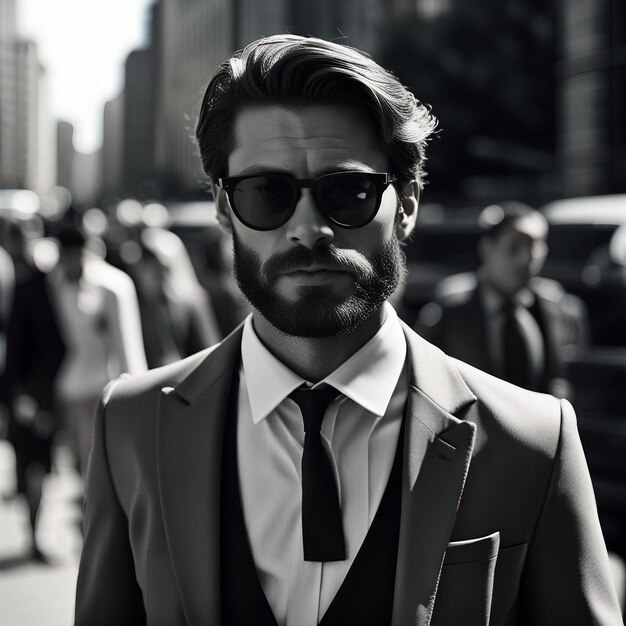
[319,173,380,226]
[232,175,295,229]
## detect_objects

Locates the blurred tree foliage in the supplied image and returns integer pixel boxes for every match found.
[376,0,556,201]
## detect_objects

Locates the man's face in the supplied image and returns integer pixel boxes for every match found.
[216,104,416,337]
[480,217,548,297]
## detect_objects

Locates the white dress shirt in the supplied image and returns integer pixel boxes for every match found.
[238,302,408,626]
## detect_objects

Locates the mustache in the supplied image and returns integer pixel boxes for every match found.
[262,246,373,280]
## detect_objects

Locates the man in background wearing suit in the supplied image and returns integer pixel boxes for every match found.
[75,36,622,625]
[417,202,589,397]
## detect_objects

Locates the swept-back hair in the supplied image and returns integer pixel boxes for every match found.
[196,34,438,188]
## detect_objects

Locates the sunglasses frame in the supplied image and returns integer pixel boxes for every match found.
[218,171,396,231]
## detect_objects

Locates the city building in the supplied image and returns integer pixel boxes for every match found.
[56,120,101,208]
[101,92,125,201]
[154,0,233,195]
[16,40,55,193]
[0,0,55,193]
[35,62,56,194]
[57,120,75,192]
[0,0,20,188]
[123,48,157,198]
[557,0,626,196]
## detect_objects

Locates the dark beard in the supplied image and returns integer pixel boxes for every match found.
[232,233,406,338]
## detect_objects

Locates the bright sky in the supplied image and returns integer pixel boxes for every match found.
[17,0,154,154]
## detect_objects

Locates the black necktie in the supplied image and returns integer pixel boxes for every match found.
[502,302,531,388]
[290,385,346,562]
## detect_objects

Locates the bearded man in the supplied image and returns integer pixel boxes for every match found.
[75,35,621,625]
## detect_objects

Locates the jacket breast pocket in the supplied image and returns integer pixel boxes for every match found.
[431,531,501,626]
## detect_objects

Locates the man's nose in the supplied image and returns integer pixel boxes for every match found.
[285,189,334,249]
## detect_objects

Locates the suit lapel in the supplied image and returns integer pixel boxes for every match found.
[392,324,477,626]
[157,326,243,626]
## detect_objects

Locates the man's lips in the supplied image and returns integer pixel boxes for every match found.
[274,265,353,285]
[279,265,349,276]
[280,264,350,275]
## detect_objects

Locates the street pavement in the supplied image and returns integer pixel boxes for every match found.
[0,441,82,626]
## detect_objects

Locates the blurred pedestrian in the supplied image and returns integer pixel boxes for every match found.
[0,233,14,376]
[50,224,147,476]
[130,243,220,368]
[195,224,251,336]
[416,201,589,395]
[0,217,66,561]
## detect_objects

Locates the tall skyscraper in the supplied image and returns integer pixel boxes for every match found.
[57,120,75,191]
[123,48,157,197]
[0,0,20,188]
[154,0,233,195]
[102,92,125,200]
[0,0,55,193]
[35,63,56,194]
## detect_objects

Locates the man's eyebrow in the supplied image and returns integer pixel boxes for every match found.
[233,165,291,177]
[231,163,380,178]
[314,163,380,177]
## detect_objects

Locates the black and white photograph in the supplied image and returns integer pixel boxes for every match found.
[0,1,625,624]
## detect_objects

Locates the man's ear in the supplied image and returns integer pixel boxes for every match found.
[396,180,419,242]
[211,182,232,234]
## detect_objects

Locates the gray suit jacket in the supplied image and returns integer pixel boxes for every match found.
[75,322,622,625]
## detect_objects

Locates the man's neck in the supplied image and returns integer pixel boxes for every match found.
[251,305,387,382]
[480,275,518,303]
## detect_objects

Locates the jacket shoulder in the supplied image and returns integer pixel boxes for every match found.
[532,276,586,314]
[103,343,221,409]
[83,256,137,299]
[531,276,566,303]
[435,272,478,308]
[453,356,564,456]
[404,323,564,456]
[417,274,478,330]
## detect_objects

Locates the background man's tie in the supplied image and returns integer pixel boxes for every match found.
[290,385,346,562]
[502,301,532,388]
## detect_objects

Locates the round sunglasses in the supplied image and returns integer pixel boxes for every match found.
[218,171,396,231]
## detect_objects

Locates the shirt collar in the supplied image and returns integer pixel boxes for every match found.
[241,302,407,424]
[479,274,535,314]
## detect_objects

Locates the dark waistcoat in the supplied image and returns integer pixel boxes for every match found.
[220,370,405,625]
